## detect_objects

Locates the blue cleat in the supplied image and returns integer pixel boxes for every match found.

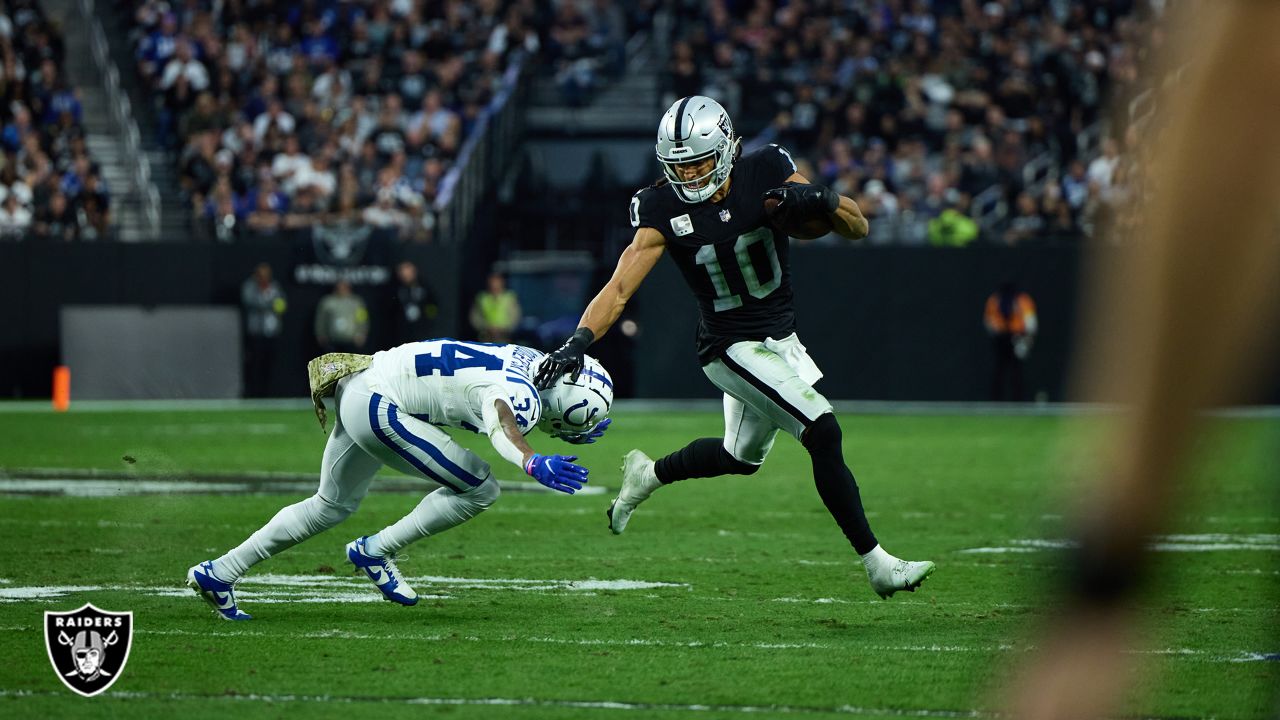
[347,537,418,606]
[186,560,252,620]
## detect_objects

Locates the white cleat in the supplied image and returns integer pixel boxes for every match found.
[867,557,936,599]
[607,449,662,535]
[347,537,418,606]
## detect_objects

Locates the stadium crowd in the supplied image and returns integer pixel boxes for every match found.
[665,0,1155,244]
[0,1,112,241]
[124,0,640,241]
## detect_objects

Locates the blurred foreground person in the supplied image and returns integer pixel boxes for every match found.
[1006,3,1280,718]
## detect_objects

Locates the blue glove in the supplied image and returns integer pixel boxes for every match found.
[524,454,590,494]
[562,418,612,445]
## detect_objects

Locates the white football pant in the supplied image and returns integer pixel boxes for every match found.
[700,333,833,465]
[212,371,499,582]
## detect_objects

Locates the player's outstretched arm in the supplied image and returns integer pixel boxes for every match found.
[770,172,869,240]
[534,228,665,389]
[580,226,665,338]
[484,399,589,494]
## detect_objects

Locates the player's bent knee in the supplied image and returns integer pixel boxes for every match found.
[719,447,762,475]
[466,477,500,510]
[801,413,842,453]
[310,494,356,528]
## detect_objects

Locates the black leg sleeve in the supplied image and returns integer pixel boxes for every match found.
[802,414,879,555]
[654,438,760,484]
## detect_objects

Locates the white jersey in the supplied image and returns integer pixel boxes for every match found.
[364,339,543,436]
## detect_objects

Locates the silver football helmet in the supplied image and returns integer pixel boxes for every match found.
[656,95,740,203]
[537,355,613,440]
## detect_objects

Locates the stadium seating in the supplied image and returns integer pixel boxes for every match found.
[663,0,1155,244]
[123,0,643,242]
[0,1,112,241]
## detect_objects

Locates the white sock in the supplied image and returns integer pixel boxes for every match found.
[365,480,499,557]
[213,494,352,583]
[860,544,893,574]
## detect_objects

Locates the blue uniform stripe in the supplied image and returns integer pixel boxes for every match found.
[579,368,613,389]
[386,403,486,488]
[368,393,465,492]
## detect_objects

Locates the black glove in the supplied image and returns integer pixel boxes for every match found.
[533,327,594,390]
[763,182,840,226]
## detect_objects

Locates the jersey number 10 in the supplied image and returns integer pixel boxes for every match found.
[415,343,503,377]
[694,227,783,312]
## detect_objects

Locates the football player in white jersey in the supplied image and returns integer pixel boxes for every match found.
[186,339,614,620]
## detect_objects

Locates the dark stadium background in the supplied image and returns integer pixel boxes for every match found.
[1,0,1274,404]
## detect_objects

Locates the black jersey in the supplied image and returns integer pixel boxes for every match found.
[630,144,800,364]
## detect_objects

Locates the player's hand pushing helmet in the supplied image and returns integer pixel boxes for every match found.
[533,327,593,390]
[537,355,614,443]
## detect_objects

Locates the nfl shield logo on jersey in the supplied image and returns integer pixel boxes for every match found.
[719,209,732,222]
[45,604,134,697]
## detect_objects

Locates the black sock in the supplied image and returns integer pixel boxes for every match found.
[802,414,878,554]
[654,437,760,483]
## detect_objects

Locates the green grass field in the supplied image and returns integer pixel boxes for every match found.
[0,406,1276,719]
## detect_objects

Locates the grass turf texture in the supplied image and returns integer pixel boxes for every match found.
[0,407,1276,719]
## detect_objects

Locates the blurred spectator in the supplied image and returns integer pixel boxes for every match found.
[1003,193,1045,245]
[362,187,411,232]
[927,206,978,247]
[0,193,32,238]
[469,272,521,343]
[548,1,593,105]
[33,191,77,241]
[315,279,369,353]
[391,260,438,344]
[1060,161,1090,211]
[984,282,1038,402]
[241,263,287,397]
[1087,138,1122,191]
[77,173,112,241]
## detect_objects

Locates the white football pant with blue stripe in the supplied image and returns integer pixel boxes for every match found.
[212,371,499,582]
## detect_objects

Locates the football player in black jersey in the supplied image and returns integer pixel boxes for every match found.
[534,96,934,598]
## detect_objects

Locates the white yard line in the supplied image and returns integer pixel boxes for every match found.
[0,573,689,604]
[959,534,1280,554]
[0,624,1269,665]
[0,689,990,717]
[75,423,293,436]
[0,476,608,497]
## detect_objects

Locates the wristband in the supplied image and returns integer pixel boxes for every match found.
[567,327,595,351]
[822,186,840,213]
